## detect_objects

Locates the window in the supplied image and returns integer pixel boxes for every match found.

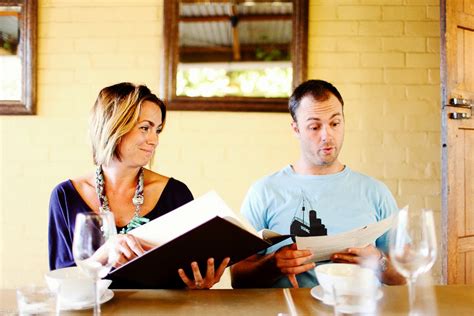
[162,0,308,112]
[0,0,36,115]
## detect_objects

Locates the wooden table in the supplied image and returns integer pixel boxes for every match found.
[1,286,473,315]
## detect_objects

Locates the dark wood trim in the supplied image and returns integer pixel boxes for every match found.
[163,0,308,112]
[0,0,36,115]
[170,97,289,112]
[292,0,308,89]
[180,15,230,23]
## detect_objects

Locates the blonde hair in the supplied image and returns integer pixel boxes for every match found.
[89,82,166,166]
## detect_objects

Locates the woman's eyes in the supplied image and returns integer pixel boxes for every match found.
[140,125,162,134]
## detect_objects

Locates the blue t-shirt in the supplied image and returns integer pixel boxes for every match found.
[241,165,398,288]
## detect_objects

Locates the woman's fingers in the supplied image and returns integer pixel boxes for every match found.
[124,235,145,256]
[178,258,231,290]
[205,258,215,280]
[191,262,205,289]
[215,257,230,279]
[178,268,194,288]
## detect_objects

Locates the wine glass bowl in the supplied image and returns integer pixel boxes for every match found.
[72,212,118,315]
[389,207,437,311]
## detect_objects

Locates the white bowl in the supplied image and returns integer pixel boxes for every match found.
[315,263,377,297]
[45,267,111,304]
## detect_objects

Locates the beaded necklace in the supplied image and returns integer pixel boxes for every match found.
[95,165,150,234]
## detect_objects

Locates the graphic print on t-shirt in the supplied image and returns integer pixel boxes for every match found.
[290,192,327,237]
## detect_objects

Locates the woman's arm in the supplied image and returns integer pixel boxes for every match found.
[48,185,75,270]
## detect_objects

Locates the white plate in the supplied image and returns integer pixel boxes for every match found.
[60,289,114,311]
[310,285,383,306]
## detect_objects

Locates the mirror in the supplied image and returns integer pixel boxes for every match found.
[0,0,36,115]
[163,0,308,112]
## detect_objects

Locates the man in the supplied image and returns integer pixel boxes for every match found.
[231,80,404,288]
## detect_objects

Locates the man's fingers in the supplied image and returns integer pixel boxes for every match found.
[288,274,299,288]
[276,248,312,260]
[280,262,315,275]
[331,253,360,264]
[276,256,314,269]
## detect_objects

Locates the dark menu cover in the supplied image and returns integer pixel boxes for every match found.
[107,216,291,289]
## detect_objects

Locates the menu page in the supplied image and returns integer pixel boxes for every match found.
[295,214,395,262]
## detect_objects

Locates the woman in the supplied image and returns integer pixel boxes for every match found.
[48,82,229,289]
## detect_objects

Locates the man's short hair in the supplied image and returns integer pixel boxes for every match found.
[288,79,344,121]
[89,82,166,166]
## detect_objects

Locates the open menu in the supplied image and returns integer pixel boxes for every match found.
[296,214,395,263]
[107,191,291,289]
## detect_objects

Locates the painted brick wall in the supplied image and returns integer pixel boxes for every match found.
[0,0,441,288]
[308,0,441,281]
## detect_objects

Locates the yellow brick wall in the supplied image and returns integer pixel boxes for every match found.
[0,0,441,288]
[308,0,441,280]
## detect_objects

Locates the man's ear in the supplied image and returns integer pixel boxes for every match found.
[291,121,300,137]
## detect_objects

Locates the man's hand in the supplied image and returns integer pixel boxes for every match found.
[331,244,381,267]
[330,244,405,285]
[274,243,315,288]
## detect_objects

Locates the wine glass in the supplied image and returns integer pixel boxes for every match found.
[389,207,437,312]
[72,212,119,316]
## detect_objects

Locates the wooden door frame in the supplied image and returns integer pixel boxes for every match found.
[440,0,448,286]
[440,0,474,284]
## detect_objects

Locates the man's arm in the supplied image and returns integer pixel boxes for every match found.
[230,243,315,288]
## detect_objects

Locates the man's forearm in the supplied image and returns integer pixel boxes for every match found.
[230,253,283,288]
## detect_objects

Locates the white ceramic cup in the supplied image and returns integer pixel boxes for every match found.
[45,266,111,305]
[315,263,379,306]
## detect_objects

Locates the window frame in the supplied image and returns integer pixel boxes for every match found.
[162,0,308,112]
[0,0,37,115]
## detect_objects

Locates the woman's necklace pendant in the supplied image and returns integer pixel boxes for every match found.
[120,214,150,234]
[96,165,150,234]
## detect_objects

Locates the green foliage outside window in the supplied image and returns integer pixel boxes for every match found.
[176,65,292,98]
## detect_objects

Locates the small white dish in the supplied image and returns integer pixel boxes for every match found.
[60,289,114,311]
[310,285,383,306]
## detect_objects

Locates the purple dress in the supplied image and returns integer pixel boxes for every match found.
[48,178,193,271]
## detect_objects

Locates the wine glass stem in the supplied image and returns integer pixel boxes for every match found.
[93,279,101,316]
[407,277,416,311]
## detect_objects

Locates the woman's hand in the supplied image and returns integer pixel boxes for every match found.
[178,257,231,290]
[111,234,154,268]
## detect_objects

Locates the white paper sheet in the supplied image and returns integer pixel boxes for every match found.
[295,215,395,263]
